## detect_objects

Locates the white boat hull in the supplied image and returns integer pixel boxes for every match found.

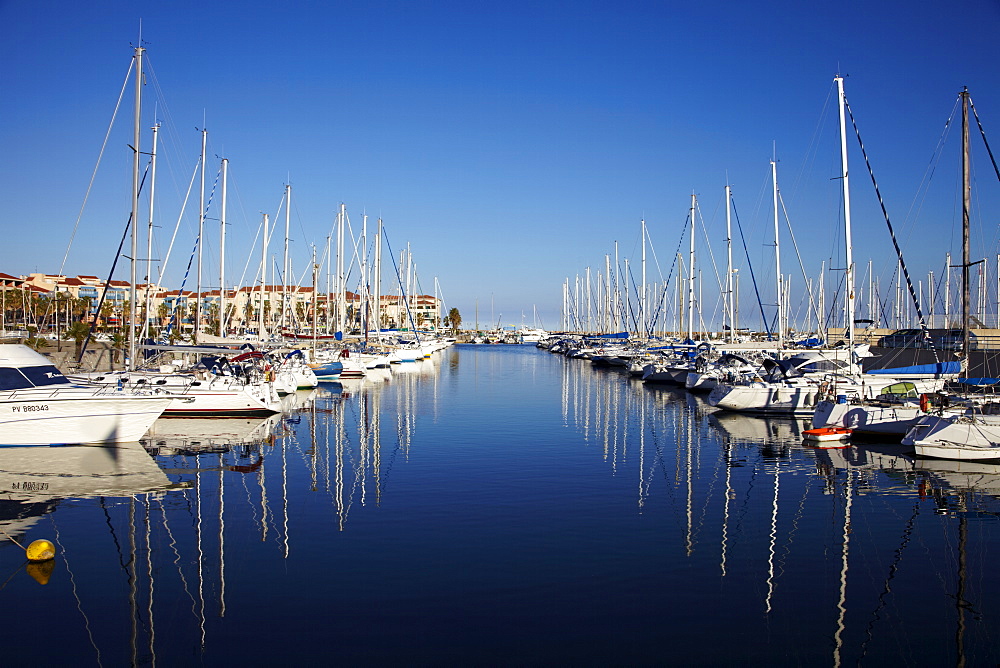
[812,400,924,437]
[708,383,819,415]
[906,413,1000,461]
[0,393,172,445]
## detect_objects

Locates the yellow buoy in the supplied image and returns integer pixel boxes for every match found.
[25,539,56,562]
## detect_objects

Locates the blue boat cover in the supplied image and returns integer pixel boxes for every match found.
[588,332,629,340]
[795,337,824,348]
[866,361,962,375]
[958,377,1000,386]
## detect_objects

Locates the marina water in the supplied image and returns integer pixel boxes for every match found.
[3,344,999,665]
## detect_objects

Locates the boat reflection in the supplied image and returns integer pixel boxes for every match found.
[709,410,810,445]
[916,457,1000,501]
[0,441,182,550]
[141,415,283,456]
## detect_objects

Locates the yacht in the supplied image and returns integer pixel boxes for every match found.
[0,345,174,445]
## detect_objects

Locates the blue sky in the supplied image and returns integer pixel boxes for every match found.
[3,1,1000,331]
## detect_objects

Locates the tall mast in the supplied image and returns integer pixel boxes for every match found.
[604,254,611,333]
[195,128,206,345]
[325,234,331,334]
[361,213,368,339]
[623,258,630,334]
[836,76,856,354]
[688,193,696,340]
[405,245,412,329]
[283,183,291,332]
[771,159,782,346]
[961,88,971,362]
[144,122,158,342]
[311,247,318,350]
[608,239,622,332]
[725,184,735,343]
[641,219,646,338]
[260,214,268,340]
[219,157,228,337]
[373,218,382,335]
[945,252,952,326]
[337,203,346,335]
[128,43,143,371]
[871,261,877,326]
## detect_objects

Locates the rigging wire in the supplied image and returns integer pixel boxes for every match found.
[731,196,770,338]
[844,94,939,362]
[57,60,134,280]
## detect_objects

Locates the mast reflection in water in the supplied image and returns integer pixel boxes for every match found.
[2,345,999,665]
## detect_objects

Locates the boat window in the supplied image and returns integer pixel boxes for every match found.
[794,359,843,373]
[22,365,71,387]
[0,367,33,390]
[9,365,72,388]
[879,382,918,398]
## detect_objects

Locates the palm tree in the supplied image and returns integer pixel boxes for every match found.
[157,303,170,333]
[65,320,91,361]
[243,299,254,335]
[447,307,462,332]
[109,332,126,370]
[99,302,114,332]
[76,295,94,323]
[24,326,47,352]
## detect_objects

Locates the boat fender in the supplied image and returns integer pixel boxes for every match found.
[340,348,350,358]
[919,393,930,413]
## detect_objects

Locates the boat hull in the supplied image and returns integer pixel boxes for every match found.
[812,400,923,438]
[803,426,852,441]
[907,414,1000,461]
[0,394,172,445]
[708,383,818,415]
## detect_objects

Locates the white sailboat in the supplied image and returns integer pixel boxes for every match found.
[711,78,954,416]
[902,88,1000,461]
[811,76,960,437]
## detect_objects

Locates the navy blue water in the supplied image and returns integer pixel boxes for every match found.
[3,344,1000,665]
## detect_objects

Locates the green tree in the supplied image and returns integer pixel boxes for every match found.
[76,295,93,322]
[64,321,91,361]
[447,307,462,331]
[99,302,114,332]
[25,326,47,351]
[109,332,126,369]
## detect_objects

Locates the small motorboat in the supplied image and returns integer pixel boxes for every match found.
[803,425,853,443]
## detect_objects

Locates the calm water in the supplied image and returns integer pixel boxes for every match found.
[3,344,1000,666]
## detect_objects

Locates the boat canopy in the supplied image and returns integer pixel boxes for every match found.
[588,332,629,340]
[866,361,962,376]
[794,337,824,348]
[718,353,753,366]
[957,377,1000,386]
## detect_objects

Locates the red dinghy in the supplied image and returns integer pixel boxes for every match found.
[803,426,853,444]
